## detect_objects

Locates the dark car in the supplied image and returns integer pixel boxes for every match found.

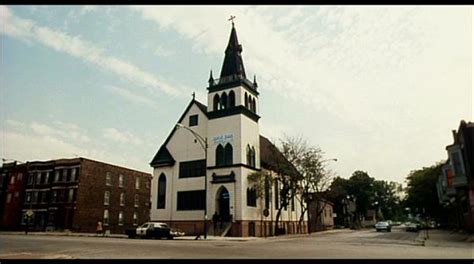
[125,222,173,239]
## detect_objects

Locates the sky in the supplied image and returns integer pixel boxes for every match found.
[1,6,472,185]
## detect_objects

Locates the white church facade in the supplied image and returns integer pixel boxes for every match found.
[149,23,307,237]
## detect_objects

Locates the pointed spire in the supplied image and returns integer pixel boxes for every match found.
[219,21,246,80]
[253,75,258,88]
[208,70,214,86]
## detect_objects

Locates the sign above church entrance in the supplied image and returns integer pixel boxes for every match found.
[212,134,234,145]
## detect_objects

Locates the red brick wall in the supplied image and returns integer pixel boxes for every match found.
[73,159,151,234]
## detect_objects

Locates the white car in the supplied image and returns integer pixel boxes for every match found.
[375,221,392,232]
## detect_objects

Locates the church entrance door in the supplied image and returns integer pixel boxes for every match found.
[217,187,230,222]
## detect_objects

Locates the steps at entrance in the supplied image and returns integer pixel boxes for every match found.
[210,222,232,237]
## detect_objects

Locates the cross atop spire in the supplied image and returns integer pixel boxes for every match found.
[228,15,236,27]
[219,20,246,79]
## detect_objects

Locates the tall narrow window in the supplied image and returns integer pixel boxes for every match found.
[54,171,59,183]
[120,193,125,206]
[245,92,248,108]
[251,146,256,167]
[71,168,76,182]
[265,176,270,209]
[118,211,123,226]
[134,194,139,207]
[216,144,224,166]
[221,92,228,109]
[106,172,111,186]
[157,173,166,209]
[246,145,251,166]
[119,174,124,188]
[274,181,279,209]
[104,191,110,205]
[68,189,74,203]
[135,178,140,190]
[247,187,257,207]
[224,143,233,165]
[229,90,235,107]
[133,212,138,225]
[213,94,220,111]
[103,209,109,225]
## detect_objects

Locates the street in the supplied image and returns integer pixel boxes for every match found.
[0,226,472,259]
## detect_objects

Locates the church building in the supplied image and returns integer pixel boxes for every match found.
[150,22,306,237]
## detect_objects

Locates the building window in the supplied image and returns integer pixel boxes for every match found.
[247,187,257,207]
[10,175,15,185]
[71,168,76,182]
[54,171,60,183]
[179,160,206,178]
[44,172,50,184]
[120,193,125,206]
[215,144,225,166]
[451,151,465,176]
[135,178,140,190]
[51,191,57,203]
[229,90,235,107]
[119,174,124,188]
[245,92,248,108]
[6,193,12,203]
[17,173,23,181]
[104,191,110,205]
[103,209,109,226]
[25,192,32,204]
[68,189,75,203]
[106,172,112,186]
[177,190,205,210]
[33,191,39,204]
[291,195,295,211]
[134,194,139,207]
[246,145,251,166]
[157,174,166,209]
[189,114,198,127]
[265,176,271,210]
[274,181,279,209]
[66,169,72,182]
[133,212,138,226]
[224,143,233,165]
[41,191,48,204]
[213,94,220,111]
[221,92,228,109]
[118,211,123,226]
[36,173,41,184]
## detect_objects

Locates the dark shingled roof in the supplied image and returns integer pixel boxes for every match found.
[219,24,246,79]
[260,135,299,176]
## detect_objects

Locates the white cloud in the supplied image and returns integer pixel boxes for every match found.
[130,6,471,183]
[105,85,157,109]
[102,128,144,145]
[0,5,183,98]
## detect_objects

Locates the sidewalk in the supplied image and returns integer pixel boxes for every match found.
[416,229,474,248]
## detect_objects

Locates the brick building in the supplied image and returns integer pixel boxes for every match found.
[0,162,28,230]
[0,157,151,234]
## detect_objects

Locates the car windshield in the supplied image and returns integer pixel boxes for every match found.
[377,222,388,226]
[140,223,150,228]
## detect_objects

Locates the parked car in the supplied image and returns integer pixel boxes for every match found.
[374,221,391,232]
[405,222,419,232]
[125,222,173,239]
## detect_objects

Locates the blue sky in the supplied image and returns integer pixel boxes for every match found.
[1,6,472,185]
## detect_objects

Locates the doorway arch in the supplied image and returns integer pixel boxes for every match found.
[216,186,230,222]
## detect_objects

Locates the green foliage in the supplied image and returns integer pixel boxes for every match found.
[404,162,445,218]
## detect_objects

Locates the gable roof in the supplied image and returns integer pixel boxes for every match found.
[150,99,208,168]
[259,135,299,176]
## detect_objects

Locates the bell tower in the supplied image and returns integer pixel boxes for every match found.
[206,20,261,224]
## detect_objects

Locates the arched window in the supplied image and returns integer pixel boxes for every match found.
[247,187,257,207]
[229,90,235,108]
[245,92,248,108]
[251,146,256,167]
[224,143,233,165]
[216,144,224,166]
[252,98,257,113]
[221,92,228,110]
[157,173,166,209]
[213,94,220,111]
[246,145,251,166]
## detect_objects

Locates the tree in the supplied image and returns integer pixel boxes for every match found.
[248,171,273,236]
[372,180,404,221]
[404,162,446,219]
[279,135,335,234]
[346,171,375,227]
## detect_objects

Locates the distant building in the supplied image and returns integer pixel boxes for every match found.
[307,193,334,232]
[436,120,474,231]
[0,162,28,230]
[149,23,306,237]
[0,157,151,234]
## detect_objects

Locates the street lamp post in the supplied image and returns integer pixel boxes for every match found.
[175,123,208,239]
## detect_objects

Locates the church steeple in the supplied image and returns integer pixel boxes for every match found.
[219,22,246,79]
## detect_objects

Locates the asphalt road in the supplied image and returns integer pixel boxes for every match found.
[0,227,472,259]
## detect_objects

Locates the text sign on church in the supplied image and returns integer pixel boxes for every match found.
[212,133,234,145]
